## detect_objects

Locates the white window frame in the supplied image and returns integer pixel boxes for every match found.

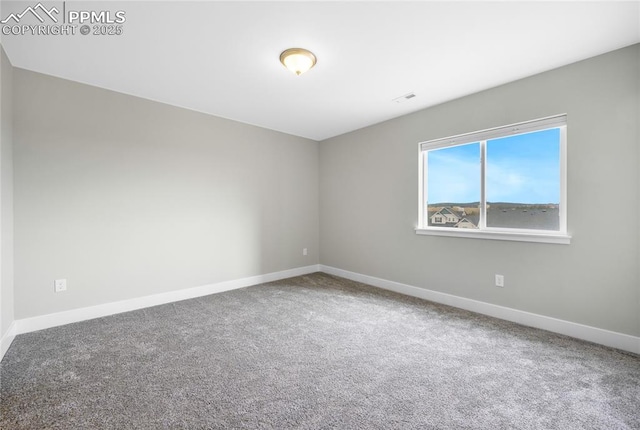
[416,114,570,245]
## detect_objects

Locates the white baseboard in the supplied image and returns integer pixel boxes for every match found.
[6,263,638,357]
[0,321,16,362]
[13,264,321,337]
[319,265,640,355]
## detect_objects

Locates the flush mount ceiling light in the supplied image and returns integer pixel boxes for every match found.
[280,48,317,76]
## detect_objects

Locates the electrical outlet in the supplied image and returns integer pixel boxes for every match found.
[54,279,67,293]
[303,248,308,256]
[495,274,504,288]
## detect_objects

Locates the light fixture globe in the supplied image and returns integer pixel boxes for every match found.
[280,48,317,76]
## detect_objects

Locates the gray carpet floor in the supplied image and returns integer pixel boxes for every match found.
[1,272,639,429]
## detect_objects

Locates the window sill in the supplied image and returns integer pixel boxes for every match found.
[415,228,571,245]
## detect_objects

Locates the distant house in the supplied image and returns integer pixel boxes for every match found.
[430,207,478,229]
[454,218,477,229]
[430,207,460,225]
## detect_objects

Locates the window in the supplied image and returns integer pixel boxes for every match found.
[417,115,569,244]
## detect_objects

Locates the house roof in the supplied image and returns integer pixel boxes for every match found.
[433,207,458,217]
[455,218,477,226]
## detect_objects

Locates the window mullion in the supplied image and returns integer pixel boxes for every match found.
[559,126,568,234]
[479,140,487,230]
[420,151,427,228]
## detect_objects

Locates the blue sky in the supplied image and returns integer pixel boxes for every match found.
[427,128,560,204]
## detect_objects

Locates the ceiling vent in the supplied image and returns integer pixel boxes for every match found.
[393,92,416,104]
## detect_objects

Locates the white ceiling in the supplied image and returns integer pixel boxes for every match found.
[2,1,639,141]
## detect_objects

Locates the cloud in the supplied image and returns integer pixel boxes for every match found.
[487,160,558,203]
[427,148,480,203]
[427,143,559,204]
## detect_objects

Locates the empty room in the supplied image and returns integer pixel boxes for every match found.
[1,1,639,428]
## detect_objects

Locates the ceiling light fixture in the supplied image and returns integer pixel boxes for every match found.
[280,48,317,76]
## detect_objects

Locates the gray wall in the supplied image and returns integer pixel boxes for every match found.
[6,43,640,340]
[320,44,640,336]
[13,69,319,319]
[0,45,14,338]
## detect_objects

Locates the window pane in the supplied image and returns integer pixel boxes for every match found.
[426,142,480,228]
[486,128,560,231]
